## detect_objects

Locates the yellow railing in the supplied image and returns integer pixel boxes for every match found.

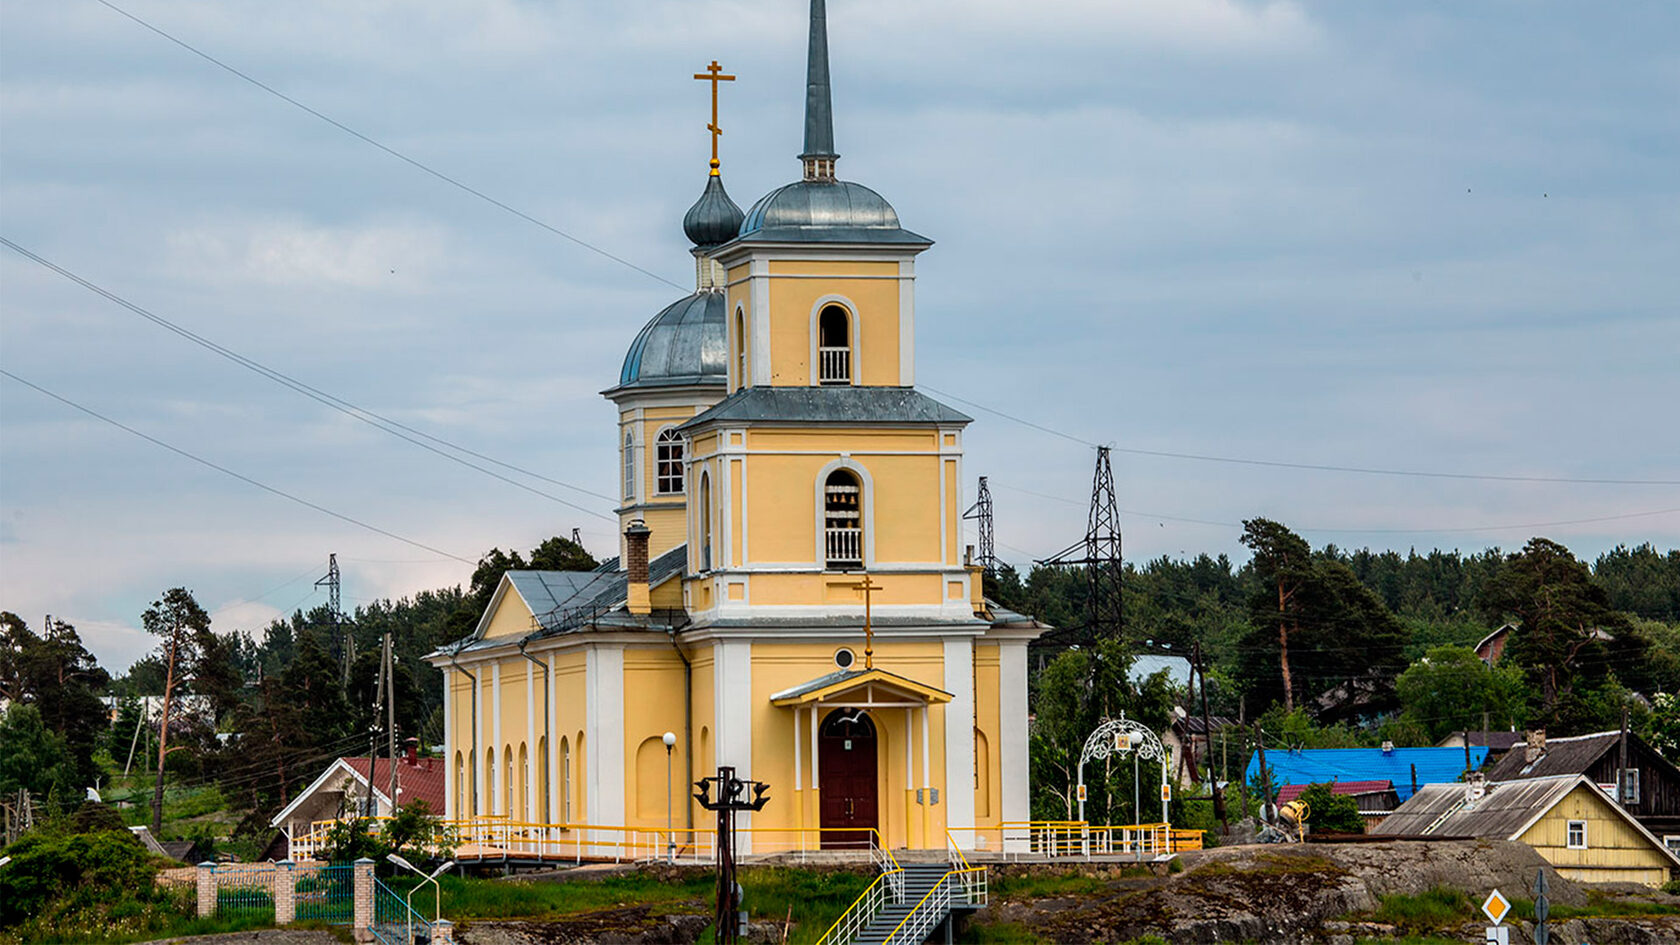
[814,828,903,945]
[946,821,1196,860]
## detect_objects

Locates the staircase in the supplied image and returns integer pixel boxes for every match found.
[851,864,951,945]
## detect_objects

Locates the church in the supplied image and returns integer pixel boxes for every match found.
[427,0,1045,854]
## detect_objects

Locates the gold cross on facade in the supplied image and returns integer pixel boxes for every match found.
[849,574,880,670]
[693,60,736,174]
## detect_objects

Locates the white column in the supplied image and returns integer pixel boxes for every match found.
[943,638,976,848]
[898,258,916,386]
[920,706,932,849]
[443,668,455,820]
[525,660,537,823]
[999,641,1030,852]
[809,704,821,829]
[585,644,626,835]
[750,259,772,386]
[714,640,754,852]
[491,661,503,815]
[547,652,560,826]
[473,667,486,817]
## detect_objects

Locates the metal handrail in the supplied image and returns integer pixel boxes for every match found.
[879,866,988,945]
[813,828,903,945]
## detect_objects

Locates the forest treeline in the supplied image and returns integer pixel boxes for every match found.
[2,523,1676,841]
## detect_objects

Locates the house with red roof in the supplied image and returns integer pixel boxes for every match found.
[269,739,446,860]
[1275,779,1402,831]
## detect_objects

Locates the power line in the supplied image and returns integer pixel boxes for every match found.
[93,0,687,294]
[922,384,1680,487]
[0,368,475,565]
[993,482,1680,536]
[0,236,618,522]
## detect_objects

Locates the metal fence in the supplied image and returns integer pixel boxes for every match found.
[294,863,355,925]
[370,876,435,945]
[212,863,276,921]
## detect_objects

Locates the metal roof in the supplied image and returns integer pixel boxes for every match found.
[1130,654,1191,688]
[683,174,745,249]
[801,0,836,162]
[679,386,970,430]
[612,290,727,392]
[1486,731,1622,781]
[734,179,930,246]
[1373,775,1579,838]
[1246,746,1488,801]
[769,666,953,706]
[506,571,619,617]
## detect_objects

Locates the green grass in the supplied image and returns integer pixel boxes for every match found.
[1363,887,1476,932]
[990,865,1153,900]
[1509,892,1680,921]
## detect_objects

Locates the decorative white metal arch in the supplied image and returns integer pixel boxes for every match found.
[1076,713,1169,826]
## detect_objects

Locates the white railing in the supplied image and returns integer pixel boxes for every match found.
[818,346,850,383]
[813,828,904,945]
[825,527,862,567]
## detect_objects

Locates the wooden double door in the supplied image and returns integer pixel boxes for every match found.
[818,709,878,850]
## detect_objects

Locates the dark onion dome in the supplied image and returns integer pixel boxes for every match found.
[609,290,727,392]
[683,173,745,248]
[736,179,929,245]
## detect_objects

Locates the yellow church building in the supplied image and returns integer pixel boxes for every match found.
[427,0,1045,855]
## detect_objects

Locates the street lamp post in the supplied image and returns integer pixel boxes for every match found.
[662,731,677,863]
[387,853,455,943]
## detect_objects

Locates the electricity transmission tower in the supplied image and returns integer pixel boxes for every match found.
[316,553,350,685]
[1037,446,1124,645]
[962,476,999,576]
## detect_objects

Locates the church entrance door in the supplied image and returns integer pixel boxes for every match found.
[818,709,878,850]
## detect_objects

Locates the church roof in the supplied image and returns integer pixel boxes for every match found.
[770,666,953,706]
[734,179,929,246]
[611,290,728,393]
[684,174,746,249]
[679,386,970,430]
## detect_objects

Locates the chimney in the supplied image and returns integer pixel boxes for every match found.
[403,737,419,767]
[1463,772,1487,809]
[626,519,652,615]
[1525,729,1546,764]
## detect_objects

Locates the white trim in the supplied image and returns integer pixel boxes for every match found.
[473,669,485,815]
[750,259,771,386]
[1500,775,1680,869]
[899,258,915,386]
[808,294,860,387]
[1566,819,1587,849]
[547,651,560,826]
[270,758,390,828]
[524,660,537,823]
[715,640,753,852]
[999,640,1030,851]
[586,645,626,830]
[653,425,686,496]
[943,637,976,847]
[491,661,503,815]
[732,304,748,392]
[814,457,875,569]
[443,669,455,820]
[939,458,949,566]
[721,454,734,569]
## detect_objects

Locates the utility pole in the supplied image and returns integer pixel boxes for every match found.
[1619,704,1631,804]
[366,639,386,817]
[316,553,347,686]
[386,633,397,811]
[1254,722,1273,819]
[1194,641,1228,833]
[962,476,998,577]
[1463,732,1472,777]
[1036,446,1124,645]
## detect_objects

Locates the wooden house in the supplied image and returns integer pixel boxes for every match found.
[1487,730,1680,844]
[1374,774,1680,887]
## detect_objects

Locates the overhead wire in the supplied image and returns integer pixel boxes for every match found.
[1,368,475,565]
[0,236,618,522]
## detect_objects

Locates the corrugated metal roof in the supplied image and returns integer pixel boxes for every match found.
[1374,775,1581,839]
[679,386,970,429]
[507,571,619,617]
[1246,746,1488,801]
[1130,654,1191,688]
[1486,731,1619,781]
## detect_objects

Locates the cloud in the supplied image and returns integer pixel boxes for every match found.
[164,218,448,291]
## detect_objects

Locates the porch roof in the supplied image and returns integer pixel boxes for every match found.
[769,667,952,708]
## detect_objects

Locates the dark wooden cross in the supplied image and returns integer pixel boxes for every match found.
[692,60,736,173]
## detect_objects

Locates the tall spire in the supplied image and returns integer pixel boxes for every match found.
[799,0,838,181]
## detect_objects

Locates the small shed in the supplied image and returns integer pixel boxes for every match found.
[1276,780,1400,831]
[1373,774,1680,887]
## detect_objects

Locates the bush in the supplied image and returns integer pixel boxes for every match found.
[0,829,165,927]
[318,801,455,869]
[1295,783,1366,834]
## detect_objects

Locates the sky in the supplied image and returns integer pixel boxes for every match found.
[2,0,1676,674]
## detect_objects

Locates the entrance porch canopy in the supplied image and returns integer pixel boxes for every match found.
[770,666,953,709]
[773,667,953,850]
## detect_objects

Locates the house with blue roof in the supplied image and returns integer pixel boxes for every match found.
[1245,745,1489,802]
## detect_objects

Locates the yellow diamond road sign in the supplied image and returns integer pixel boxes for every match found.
[1482,889,1511,925]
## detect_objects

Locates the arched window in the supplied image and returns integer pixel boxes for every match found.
[735,308,748,387]
[485,747,496,815]
[655,428,684,495]
[504,745,514,817]
[622,430,636,500]
[518,743,529,820]
[559,736,573,826]
[824,469,863,569]
[537,736,549,823]
[454,751,465,817]
[698,470,713,571]
[818,305,851,384]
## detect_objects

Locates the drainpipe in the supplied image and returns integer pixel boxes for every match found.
[668,628,694,834]
[517,640,552,822]
[448,647,478,817]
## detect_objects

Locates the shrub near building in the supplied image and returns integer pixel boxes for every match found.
[1297,783,1367,834]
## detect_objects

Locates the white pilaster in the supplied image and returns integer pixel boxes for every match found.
[714,640,754,851]
[443,669,455,820]
[943,638,976,847]
[473,668,486,816]
[525,661,537,822]
[585,644,626,833]
[898,258,915,385]
[750,258,772,386]
[491,660,503,815]
[547,652,560,825]
[999,641,1030,852]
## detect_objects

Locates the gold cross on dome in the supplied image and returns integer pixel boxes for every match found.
[849,574,881,670]
[693,60,736,174]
